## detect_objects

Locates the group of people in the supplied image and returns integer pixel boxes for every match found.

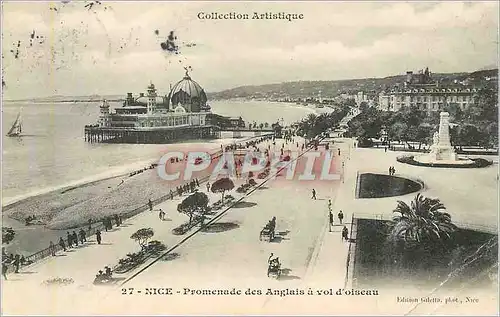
[388,166,396,176]
[175,179,200,197]
[2,249,30,279]
[62,229,88,250]
[102,214,122,232]
[222,135,274,153]
[24,214,38,226]
[327,203,350,241]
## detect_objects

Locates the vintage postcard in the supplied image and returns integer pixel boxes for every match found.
[1,1,498,315]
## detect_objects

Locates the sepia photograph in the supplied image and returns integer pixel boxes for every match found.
[1,1,499,315]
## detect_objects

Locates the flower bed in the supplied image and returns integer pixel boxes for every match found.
[113,240,167,273]
[172,217,203,235]
[397,155,493,168]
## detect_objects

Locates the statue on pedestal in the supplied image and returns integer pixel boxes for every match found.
[432,131,439,146]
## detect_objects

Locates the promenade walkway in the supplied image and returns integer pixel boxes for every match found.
[3,119,497,315]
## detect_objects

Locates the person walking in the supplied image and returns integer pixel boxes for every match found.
[338,210,344,224]
[49,241,56,256]
[13,254,20,273]
[79,229,87,244]
[96,230,102,245]
[392,166,396,175]
[329,211,334,232]
[311,189,317,200]
[72,231,79,247]
[66,231,73,248]
[158,209,164,221]
[388,166,392,175]
[2,258,8,280]
[148,199,153,211]
[59,237,66,251]
[342,226,349,242]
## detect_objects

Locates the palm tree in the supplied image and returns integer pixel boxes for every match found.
[389,193,457,249]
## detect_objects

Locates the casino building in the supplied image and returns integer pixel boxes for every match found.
[84,70,220,143]
[378,68,477,112]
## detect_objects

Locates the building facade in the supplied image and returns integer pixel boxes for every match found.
[378,68,477,112]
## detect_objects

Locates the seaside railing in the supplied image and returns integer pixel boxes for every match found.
[10,134,276,271]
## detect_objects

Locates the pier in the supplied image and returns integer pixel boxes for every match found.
[84,125,220,144]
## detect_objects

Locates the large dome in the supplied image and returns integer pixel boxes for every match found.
[168,72,207,113]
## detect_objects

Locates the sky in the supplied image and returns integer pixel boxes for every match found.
[1,1,498,99]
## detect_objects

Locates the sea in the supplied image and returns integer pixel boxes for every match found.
[1,99,320,254]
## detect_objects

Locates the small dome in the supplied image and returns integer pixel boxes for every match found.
[168,72,207,113]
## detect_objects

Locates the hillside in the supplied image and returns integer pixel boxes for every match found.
[3,69,497,103]
[207,69,497,100]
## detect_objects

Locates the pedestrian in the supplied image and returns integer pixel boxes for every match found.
[385,146,388,152]
[103,219,108,232]
[329,211,334,232]
[67,231,72,248]
[79,229,86,244]
[159,209,164,221]
[328,199,332,211]
[72,231,79,247]
[49,241,56,256]
[311,189,317,200]
[96,230,102,245]
[338,210,344,224]
[392,166,396,175]
[13,254,20,273]
[148,198,153,211]
[342,226,349,242]
[2,258,8,280]
[59,237,66,251]
[338,148,341,156]
[389,166,392,175]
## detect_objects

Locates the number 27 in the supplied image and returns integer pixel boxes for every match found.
[121,288,134,295]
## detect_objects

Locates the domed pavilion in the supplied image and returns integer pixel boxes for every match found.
[167,69,209,113]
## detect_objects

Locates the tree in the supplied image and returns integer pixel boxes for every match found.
[359,101,369,113]
[177,192,209,225]
[211,178,235,203]
[130,228,154,250]
[389,193,457,251]
[2,227,15,244]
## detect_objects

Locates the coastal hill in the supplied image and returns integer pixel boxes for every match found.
[3,69,497,103]
[207,68,498,100]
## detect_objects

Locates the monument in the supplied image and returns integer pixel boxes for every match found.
[415,111,473,165]
[427,112,457,161]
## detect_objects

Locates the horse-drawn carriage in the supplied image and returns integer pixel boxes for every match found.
[267,257,281,278]
[259,217,276,242]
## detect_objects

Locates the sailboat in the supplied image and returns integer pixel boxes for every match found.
[6,109,22,137]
